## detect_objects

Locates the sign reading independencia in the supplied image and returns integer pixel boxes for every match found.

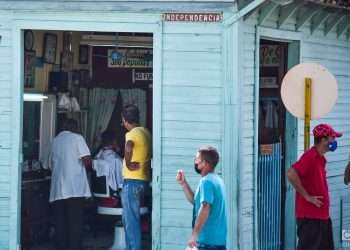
[162,13,223,23]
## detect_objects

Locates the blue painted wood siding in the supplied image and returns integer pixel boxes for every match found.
[239,18,256,250]
[0,9,227,250]
[241,10,350,250]
[161,22,223,250]
[0,12,13,250]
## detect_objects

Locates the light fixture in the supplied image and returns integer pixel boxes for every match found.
[80,34,153,48]
[23,93,48,101]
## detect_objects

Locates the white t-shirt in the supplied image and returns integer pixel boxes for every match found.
[94,148,123,191]
[49,131,91,202]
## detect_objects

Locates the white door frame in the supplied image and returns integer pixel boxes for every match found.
[11,15,163,250]
[254,26,302,250]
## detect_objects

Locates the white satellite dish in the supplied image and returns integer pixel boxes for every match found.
[281,63,338,120]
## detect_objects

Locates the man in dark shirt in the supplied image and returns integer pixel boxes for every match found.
[287,124,342,250]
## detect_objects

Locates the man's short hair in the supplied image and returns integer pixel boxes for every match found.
[198,145,220,168]
[62,118,79,133]
[122,104,140,124]
[101,130,117,147]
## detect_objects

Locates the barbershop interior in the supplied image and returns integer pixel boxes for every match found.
[22,30,153,250]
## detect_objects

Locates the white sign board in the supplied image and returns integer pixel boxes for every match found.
[108,49,152,68]
[281,63,338,120]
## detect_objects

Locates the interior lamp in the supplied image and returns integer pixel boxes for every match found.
[23,93,48,101]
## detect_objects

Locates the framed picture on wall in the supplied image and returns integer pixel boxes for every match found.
[43,33,57,64]
[260,77,278,88]
[24,30,34,51]
[24,51,36,88]
[61,51,74,72]
[260,45,281,67]
[79,45,89,64]
[63,31,72,52]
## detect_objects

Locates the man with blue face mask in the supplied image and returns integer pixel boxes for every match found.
[287,123,342,250]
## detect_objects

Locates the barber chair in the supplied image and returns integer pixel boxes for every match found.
[92,174,148,250]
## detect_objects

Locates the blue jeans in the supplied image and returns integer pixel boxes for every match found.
[197,243,227,250]
[121,179,147,250]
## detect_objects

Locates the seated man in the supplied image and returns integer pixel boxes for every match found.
[93,130,123,194]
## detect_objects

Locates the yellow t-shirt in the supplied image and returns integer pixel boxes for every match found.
[123,127,152,181]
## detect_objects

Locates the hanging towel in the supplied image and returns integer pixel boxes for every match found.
[93,148,123,190]
[264,101,278,129]
[71,97,80,112]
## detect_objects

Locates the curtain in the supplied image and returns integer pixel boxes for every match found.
[120,88,147,127]
[87,88,119,151]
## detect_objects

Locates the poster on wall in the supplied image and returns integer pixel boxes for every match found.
[107,49,152,68]
[260,77,278,88]
[260,45,281,67]
[24,51,36,88]
[61,51,74,72]
[132,70,153,82]
[79,45,89,64]
[43,33,57,64]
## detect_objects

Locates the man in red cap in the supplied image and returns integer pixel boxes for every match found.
[287,123,342,250]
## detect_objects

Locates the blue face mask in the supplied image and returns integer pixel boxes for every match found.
[328,140,338,152]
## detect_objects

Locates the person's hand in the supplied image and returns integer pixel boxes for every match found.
[188,233,197,249]
[128,162,140,171]
[305,195,324,208]
[176,169,186,186]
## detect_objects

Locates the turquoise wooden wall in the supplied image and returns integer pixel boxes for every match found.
[2,2,349,250]
[0,10,15,250]
[240,8,350,250]
[160,21,224,249]
[0,4,237,250]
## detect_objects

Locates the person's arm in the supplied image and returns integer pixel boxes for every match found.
[124,140,140,171]
[81,155,92,169]
[181,180,195,204]
[77,135,91,170]
[287,167,323,208]
[188,203,211,248]
[48,151,53,170]
[176,170,194,204]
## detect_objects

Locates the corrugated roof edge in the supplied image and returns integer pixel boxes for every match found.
[306,0,350,10]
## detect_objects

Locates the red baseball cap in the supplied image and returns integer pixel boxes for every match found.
[312,124,342,138]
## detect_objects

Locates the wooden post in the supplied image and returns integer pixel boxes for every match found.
[304,78,312,151]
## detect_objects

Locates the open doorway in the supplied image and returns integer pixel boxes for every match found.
[257,39,296,250]
[21,30,153,250]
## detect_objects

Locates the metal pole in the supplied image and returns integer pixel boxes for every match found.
[304,78,312,151]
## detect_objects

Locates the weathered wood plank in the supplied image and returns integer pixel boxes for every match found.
[163,69,221,85]
[164,22,222,35]
[163,51,221,71]
[160,208,192,227]
[0,1,234,13]
[163,33,221,52]
[161,226,192,244]
[0,116,11,140]
[163,86,223,105]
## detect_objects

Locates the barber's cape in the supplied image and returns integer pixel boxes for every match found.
[94,149,123,191]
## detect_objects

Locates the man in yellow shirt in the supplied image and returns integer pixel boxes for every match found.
[121,104,151,250]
